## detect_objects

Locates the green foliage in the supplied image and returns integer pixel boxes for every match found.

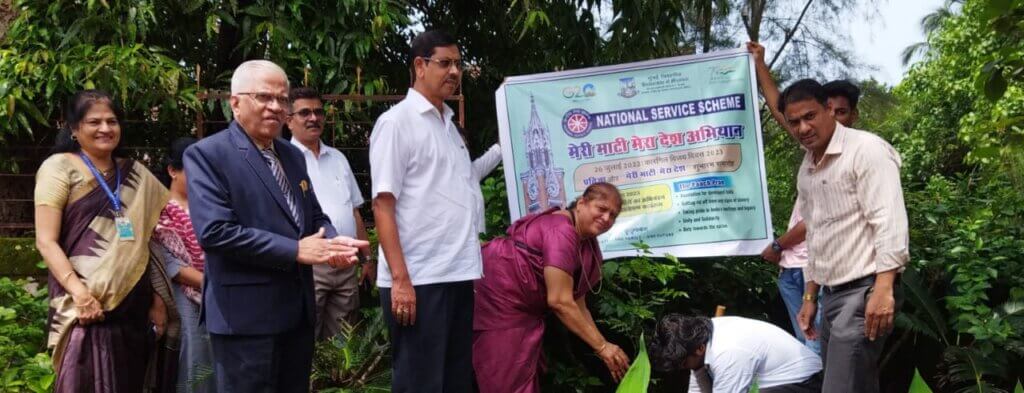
[614,335,650,393]
[896,175,1024,391]
[0,1,198,150]
[0,278,53,393]
[545,359,604,393]
[882,2,1024,390]
[480,172,510,240]
[190,0,409,94]
[911,368,937,393]
[310,308,392,392]
[0,238,43,277]
[595,243,692,337]
[892,0,1024,175]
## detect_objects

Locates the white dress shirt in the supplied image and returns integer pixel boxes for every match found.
[796,123,909,286]
[369,88,483,288]
[290,138,364,238]
[688,317,822,393]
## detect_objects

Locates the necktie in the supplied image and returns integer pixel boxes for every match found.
[260,147,300,224]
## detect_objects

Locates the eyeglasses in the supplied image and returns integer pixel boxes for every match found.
[422,57,465,71]
[237,92,290,107]
[290,108,326,118]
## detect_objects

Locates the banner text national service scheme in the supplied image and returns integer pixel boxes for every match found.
[495,49,773,259]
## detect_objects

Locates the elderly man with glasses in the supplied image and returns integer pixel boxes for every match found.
[184,60,369,392]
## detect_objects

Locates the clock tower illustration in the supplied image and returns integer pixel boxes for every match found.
[519,95,567,213]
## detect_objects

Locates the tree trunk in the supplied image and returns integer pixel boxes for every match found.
[0,0,17,43]
[212,0,255,81]
[743,0,767,42]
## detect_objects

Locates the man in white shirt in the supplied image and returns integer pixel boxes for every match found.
[369,30,482,393]
[649,314,822,393]
[287,87,373,340]
[454,124,503,235]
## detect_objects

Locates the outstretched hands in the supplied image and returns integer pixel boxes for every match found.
[297,227,369,268]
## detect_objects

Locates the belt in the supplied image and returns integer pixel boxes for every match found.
[823,275,876,295]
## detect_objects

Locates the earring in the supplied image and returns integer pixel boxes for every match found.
[71,134,78,141]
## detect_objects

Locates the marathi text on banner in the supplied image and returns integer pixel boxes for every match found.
[495,49,773,258]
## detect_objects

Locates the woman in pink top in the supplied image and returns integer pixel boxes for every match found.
[473,182,631,393]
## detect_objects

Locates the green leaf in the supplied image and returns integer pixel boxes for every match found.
[983,0,1013,20]
[0,307,15,320]
[16,97,49,126]
[1013,379,1023,393]
[983,68,1008,101]
[908,368,934,393]
[615,335,650,393]
[242,4,273,17]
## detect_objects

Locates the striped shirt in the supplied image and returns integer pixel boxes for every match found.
[796,123,909,286]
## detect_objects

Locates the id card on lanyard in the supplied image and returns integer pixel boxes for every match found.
[79,153,135,241]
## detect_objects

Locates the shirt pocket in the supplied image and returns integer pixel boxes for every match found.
[818,171,859,223]
[332,173,353,205]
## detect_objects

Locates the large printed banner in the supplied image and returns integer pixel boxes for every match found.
[495,49,773,258]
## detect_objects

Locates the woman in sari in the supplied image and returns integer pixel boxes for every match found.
[473,182,631,393]
[34,90,177,392]
[151,136,215,393]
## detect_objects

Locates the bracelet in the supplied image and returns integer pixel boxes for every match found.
[595,342,608,354]
[61,270,75,284]
[802,293,817,302]
[74,296,95,307]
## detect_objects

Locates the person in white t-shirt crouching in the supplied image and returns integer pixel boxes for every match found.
[649,314,823,393]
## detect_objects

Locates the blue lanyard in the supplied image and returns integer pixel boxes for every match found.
[78,152,122,212]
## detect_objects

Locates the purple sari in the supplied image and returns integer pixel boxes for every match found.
[36,156,177,392]
[473,208,602,393]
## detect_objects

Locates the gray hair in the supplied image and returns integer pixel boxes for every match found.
[230,60,289,94]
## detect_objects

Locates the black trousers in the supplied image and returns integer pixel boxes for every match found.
[760,372,823,393]
[380,280,475,393]
[209,321,315,393]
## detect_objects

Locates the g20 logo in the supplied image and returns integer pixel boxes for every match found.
[562,83,596,99]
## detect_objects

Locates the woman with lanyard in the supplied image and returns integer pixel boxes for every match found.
[472,182,631,393]
[34,90,177,392]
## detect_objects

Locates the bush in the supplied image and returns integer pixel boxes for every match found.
[0,238,43,278]
[0,277,53,393]
[311,308,392,392]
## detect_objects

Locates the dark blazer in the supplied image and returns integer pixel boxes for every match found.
[184,121,337,335]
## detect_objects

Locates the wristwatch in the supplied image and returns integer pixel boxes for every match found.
[770,240,784,253]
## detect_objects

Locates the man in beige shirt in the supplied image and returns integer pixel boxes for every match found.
[778,79,909,393]
[748,42,866,356]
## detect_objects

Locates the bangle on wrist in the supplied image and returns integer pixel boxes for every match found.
[595,342,608,354]
[802,293,817,302]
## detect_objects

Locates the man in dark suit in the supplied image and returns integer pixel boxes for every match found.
[184,60,368,392]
